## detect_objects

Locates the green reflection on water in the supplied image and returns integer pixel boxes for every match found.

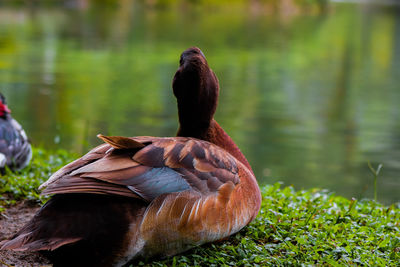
[0,1,399,204]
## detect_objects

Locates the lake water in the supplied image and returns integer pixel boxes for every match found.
[0,1,399,204]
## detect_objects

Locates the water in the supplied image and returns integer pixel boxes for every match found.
[0,1,399,204]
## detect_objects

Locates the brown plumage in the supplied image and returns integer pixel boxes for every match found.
[0,47,261,266]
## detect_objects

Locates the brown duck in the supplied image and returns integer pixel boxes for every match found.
[1,47,261,266]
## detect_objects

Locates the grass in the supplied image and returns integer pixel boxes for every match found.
[1,148,399,266]
[368,161,383,202]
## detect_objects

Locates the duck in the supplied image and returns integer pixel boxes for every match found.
[0,47,261,266]
[0,93,32,172]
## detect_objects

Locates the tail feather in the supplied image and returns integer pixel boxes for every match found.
[1,234,82,251]
[1,194,146,266]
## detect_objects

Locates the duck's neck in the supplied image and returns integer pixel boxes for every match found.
[177,119,253,173]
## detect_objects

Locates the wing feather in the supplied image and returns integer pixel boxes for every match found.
[97,134,145,149]
[39,144,110,190]
[70,153,140,175]
[42,176,138,198]
[79,166,151,184]
[40,135,241,202]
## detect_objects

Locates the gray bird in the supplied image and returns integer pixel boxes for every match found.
[0,93,32,171]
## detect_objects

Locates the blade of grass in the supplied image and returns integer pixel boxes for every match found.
[367,161,383,202]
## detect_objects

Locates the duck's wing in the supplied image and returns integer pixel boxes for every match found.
[40,135,240,202]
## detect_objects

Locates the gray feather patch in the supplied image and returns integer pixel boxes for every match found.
[127,167,190,201]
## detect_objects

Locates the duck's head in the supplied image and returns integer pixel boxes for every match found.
[0,94,11,117]
[173,47,219,135]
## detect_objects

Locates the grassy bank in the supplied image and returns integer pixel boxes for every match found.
[1,149,399,266]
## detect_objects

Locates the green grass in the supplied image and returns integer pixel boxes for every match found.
[1,149,399,266]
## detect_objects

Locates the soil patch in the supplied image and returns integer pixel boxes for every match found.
[0,201,50,266]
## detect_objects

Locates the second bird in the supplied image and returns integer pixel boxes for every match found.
[0,93,32,172]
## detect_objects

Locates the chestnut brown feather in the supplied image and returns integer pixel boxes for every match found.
[97,134,145,150]
[42,176,140,198]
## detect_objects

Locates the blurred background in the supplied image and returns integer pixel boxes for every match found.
[0,0,399,204]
